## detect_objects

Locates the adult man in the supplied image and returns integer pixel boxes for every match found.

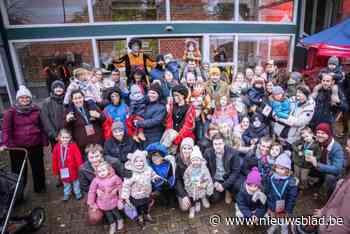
[203,133,245,204]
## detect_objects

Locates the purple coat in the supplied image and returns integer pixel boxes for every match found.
[2,106,48,147]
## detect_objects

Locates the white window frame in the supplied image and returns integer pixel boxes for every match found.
[8,33,295,86]
[1,0,298,28]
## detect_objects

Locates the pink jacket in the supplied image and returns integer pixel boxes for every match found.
[87,172,123,211]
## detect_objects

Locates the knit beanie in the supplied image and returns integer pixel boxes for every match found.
[296,85,311,98]
[172,84,189,98]
[112,121,124,131]
[51,80,65,91]
[209,67,221,76]
[16,85,32,100]
[190,146,204,161]
[272,85,285,96]
[290,72,302,84]
[275,152,292,170]
[246,167,262,187]
[181,137,194,150]
[316,123,333,138]
[149,83,162,97]
[328,56,339,66]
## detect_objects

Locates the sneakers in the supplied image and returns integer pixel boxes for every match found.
[75,193,82,200]
[195,202,201,212]
[109,223,117,234]
[201,197,210,209]
[138,131,146,141]
[225,191,233,204]
[189,207,195,219]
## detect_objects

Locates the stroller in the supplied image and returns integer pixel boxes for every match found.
[0,147,45,234]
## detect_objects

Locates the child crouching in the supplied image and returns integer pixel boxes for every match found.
[184,146,214,219]
[87,162,124,234]
[235,167,267,223]
[266,152,299,234]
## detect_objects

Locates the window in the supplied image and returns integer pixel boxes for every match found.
[93,0,166,22]
[237,35,291,71]
[14,40,93,97]
[239,0,294,22]
[171,0,235,21]
[98,39,127,69]
[210,36,234,63]
[5,0,89,25]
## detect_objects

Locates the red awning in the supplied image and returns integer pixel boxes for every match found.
[308,44,350,58]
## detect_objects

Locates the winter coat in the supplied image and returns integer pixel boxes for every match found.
[265,174,299,215]
[104,136,139,163]
[166,61,180,81]
[310,87,348,128]
[205,80,229,104]
[319,174,350,234]
[149,155,176,192]
[63,79,98,105]
[166,104,196,145]
[129,98,146,117]
[183,162,214,201]
[317,139,345,177]
[242,114,270,146]
[175,155,190,198]
[135,100,167,146]
[64,102,105,153]
[211,104,239,128]
[273,98,315,144]
[271,99,290,119]
[292,140,321,169]
[2,105,48,148]
[87,171,123,211]
[236,184,267,218]
[103,102,129,124]
[150,67,165,81]
[244,86,265,107]
[40,96,65,141]
[203,146,244,190]
[78,156,124,194]
[52,143,83,183]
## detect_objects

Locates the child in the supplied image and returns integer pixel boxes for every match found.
[242,112,270,147]
[121,150,159,229]
[212,94,239,128]
[319,56,344,85]
[269,143,283,166]
[266,152,299,234]
[244,77,265,109]
[87,162,124,234]
[126,84,146,143]
[183,146,213,218]
[235,167,267,221]
[145,143,176,206]
[52,129,83,201]
[292,127,321,189]
[271,85,291,120]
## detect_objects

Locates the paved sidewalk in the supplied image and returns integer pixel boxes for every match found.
[11,148,323,234]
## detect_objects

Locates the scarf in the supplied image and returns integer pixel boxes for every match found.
[14,102,34,114]
[51,93,64,104]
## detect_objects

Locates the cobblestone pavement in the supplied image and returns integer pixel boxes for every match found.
[5,148,324,234]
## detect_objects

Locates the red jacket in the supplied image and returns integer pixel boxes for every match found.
[166,104,196,145]
[52,143,83,183]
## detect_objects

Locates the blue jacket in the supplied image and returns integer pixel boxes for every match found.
[271,99,290,119]
[150,68,165,81]
[135,100,166,146]
[245,87,265,107]
[318,140,345,176]
[236,184,267,218]
[103,102,129,123]
[166,61,180,81]
[265,175,298,215]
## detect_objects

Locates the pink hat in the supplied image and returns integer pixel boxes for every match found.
[246,167,262,187]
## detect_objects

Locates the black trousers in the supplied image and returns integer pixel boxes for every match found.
[10,146,46,193]
[104,209,123,224]
[130,197,150,216]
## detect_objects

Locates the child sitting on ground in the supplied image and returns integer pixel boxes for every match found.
[52,129,83,201]
[266,152,299,234]
[184,146,214,219]
[121,150,160,229]
[126,84,147,143]
[292,127,321,190]
[235,167,267,222]
[87,162,124,234]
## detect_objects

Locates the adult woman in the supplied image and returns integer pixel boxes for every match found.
[1,86,48,193]
[134,83,167,148]
[64,90,105,155]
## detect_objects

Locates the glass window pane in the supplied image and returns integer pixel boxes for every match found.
[270,36,290,69]
[14,40,93,97]
[210,36,234,63]
[98,39,127,69]
[238,35,270,70]
[159,37,201,60]
[239,0,294,23]
[6,0,88,25]
[93,0,166,22]
[171,0,235,21]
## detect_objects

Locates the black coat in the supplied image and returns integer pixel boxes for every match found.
[40,96,65,141]
[203,145,245,191]
[174,155,188,198]
[103,136,139,163]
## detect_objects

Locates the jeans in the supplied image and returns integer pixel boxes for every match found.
[63,180,81,198]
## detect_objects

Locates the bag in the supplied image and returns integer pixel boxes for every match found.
[87,207,104,225]
[123,203,138,220]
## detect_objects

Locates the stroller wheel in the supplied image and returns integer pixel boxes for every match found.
[28,208,45,231]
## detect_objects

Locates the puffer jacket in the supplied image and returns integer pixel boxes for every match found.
[40,96,65,141]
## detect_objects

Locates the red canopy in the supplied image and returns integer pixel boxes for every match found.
[312,44,350,58]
